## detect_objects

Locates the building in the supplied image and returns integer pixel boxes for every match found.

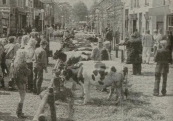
[0,0,27,35]
[149,0,173,33]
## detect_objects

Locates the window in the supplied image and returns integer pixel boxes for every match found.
[2,0,6,4]
[145,0,149,6]
[133,0,139,8]
[163,0,166,5]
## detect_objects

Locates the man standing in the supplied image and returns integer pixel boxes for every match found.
[114,27,120,44]
[142,30,154,64]
[33,40,48,95]
[91,38,104,61]
[153,40,172,96]
[101,41,111,60]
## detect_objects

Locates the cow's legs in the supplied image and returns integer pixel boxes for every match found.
[79,84,84,98]
[83,84,89,104]
[115,88,123,105]
[107,85,114,100]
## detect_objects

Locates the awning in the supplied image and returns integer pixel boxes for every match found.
[149,5,170,16]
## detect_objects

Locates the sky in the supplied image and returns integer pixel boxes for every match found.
[55,0,98,8]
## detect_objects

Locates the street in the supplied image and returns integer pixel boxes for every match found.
[0,41,173,121]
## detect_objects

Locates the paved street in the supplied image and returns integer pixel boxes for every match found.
[0,41,173,121]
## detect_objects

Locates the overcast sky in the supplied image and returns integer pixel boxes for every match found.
[55,0,99,8]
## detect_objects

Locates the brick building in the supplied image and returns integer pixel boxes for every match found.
[0,0,27,36]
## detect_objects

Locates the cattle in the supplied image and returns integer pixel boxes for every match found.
[61,61,128,105]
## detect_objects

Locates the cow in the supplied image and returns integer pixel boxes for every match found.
[61,61,128,105]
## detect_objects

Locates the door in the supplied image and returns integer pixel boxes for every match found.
[157,22,164,33]
[133,20,137,33]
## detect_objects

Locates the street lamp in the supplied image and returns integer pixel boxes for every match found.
[41,9,44,34]
[61,16,64,29]
[95,9,100,35]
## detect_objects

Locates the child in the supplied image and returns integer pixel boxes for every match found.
[13,47,30,118]
[153,40,172,96]
[33,39,48,95]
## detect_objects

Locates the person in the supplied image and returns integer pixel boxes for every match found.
[91,38,104,61]
[153,29,158,55]
[21,35,29,48]
[153,40,172,96]
[163,30,173,60]
[118,34,142,75]
[134,29,141,40]
[101,41,111,60]
[4,36,20,89]
[114,27,120,44]
[1,39,8,78]
[30,32,40,48]
[33,39,48,95]
[12,47,30,118]
[142,30,154,64]
[0,44,5,88]
[25,39,37,92]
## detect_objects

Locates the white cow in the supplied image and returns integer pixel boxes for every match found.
[62,61,128,104]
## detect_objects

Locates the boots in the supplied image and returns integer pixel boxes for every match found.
[16,103,27,118]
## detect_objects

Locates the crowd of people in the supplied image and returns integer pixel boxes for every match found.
[0,28,49,118]
[92,27,173,97]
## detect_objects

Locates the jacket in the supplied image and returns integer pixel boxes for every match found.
[154,48,172,73]
[142,34,154,47]
[100,48,110,60]
[33,47,47,70]
[91,47,102,61]
[125,38,142,64]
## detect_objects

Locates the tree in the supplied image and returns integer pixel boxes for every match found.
[73,1,88,21]
[89,0,98,15]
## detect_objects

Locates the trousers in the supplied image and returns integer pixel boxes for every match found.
[33,68,43,95]
[154,73,167,95]
[142,47,152,63]
[27,63,33,91]
[132,64,141,75]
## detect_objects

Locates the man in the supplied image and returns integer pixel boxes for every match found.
[153,40,172,96]
[153,29,158,55]
[134,29,141,40]
[91,38,104,61]
[142,30,154,64]
[114,27,120,44]
[101,41,111,60]
[33,39,48,95]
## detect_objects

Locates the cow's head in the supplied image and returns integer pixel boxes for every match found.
[62,66,73,81]
[53,49,67,62]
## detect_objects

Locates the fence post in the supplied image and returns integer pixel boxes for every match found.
[48,87,57,121]
[121,50,124,62]
[67,83,75,121]
[115,46,118,58]
[33,92,49,121]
